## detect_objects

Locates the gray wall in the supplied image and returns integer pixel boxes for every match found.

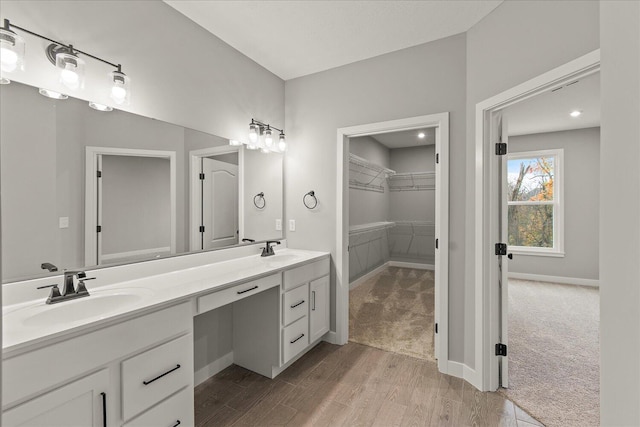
[507,128,600,282]
[285,33,467,354]
[101,156,171,256]
[243,150,283,241]
[465,0,600,368]
[349,136,390,226]
[600,1,640,424]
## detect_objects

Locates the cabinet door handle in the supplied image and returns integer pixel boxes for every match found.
[237,285,258,295]
[290,333,305,344]
[143,364,181,385]
[172,421,181,427]
[100,392,107,427]
[290,300,305,308]
[312,291,316,311]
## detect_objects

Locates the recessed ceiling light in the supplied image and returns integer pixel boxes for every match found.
[38,88,68,99]
[570,110,582,118]
[89,102,113,112]
[418,132,425,139]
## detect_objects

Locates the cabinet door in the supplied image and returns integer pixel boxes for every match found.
[3,369,109,427]
[309,275,330,342]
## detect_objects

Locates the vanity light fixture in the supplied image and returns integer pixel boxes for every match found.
[239,119,287,154]
[89,101,113,112]
[39,88,68,100]
[1,18,131,105]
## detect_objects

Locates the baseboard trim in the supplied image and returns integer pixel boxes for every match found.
[388,261,434,270]
[508,272,599,288]
[443,361,481,390]
[194,351,234,386]
[349,263,388,290]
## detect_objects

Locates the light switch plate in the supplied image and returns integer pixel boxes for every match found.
[59,217,69,229]
[289,219,296,232]
[276,219,282,231]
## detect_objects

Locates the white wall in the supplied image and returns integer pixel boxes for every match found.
[508,128,600,282]
[599,1,640,425]
[465,0,600,368]
[285,33,467,355]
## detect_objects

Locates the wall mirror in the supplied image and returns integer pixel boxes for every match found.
[1,81,284,283]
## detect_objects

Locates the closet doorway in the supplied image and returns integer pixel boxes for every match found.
[336,113,449,373]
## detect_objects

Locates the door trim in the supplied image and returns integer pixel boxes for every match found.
[188,145,244,251]
[85,147,177,266]
[336,112,450,374]
[474,49,600,391]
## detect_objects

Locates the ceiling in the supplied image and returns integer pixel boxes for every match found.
[371,127,436,149]
[164,0,503,80]
[506,72,600,136]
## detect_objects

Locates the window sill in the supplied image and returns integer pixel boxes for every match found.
[510,249,565,258]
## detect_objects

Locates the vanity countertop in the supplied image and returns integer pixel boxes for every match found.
[2,248,330,355]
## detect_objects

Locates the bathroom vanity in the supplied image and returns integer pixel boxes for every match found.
[2,245,330,426]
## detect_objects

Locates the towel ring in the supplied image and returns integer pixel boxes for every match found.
[253,192,266,209]
[303,190,318,209]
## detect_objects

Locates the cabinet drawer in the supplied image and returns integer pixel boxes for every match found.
[283,257,330,291]
[124,387,193,427]
[122,334,192,421]
[283,283,309,326]
[282,316,309,364]
[198,273,281,314]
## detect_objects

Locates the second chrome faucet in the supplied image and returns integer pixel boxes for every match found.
[37,270,95,304]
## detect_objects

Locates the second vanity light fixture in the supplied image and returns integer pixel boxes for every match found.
[230,118,287,154]
[0,19,131,107]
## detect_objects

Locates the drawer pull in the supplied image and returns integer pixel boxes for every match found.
[290,333,305,344]
[237,285,258,295]
[172,421,181,427]
[290,300,305,309]
[142,364,181,385]
[100,392,107,427]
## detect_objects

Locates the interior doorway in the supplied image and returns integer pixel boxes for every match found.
[336,112,450,373]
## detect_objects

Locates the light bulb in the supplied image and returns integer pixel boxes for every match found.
[249,123,258,143]
[56,52,84,90]
[418,132,425,139]
[109,69,130,105]
[264,127,273,147]
[0,46,17,72]
[278,133,286,152]
[570,110,582,118]
[0,27,24,74]
[111,83,127,102]
[61,66,79,86]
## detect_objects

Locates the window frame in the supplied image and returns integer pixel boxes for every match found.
[506,148,564,257]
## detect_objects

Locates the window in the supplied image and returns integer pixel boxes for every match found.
[507,149,563,256]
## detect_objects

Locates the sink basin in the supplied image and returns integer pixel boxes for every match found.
[261,254,302,265]
[8,288,154,329]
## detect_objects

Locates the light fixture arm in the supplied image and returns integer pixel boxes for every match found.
[5,19,122,71]
[251,118,283,134]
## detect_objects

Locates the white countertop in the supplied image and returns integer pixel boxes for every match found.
[2,248,329,355]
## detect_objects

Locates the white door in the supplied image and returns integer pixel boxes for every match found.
[309,275,330,342]
[497,112,510,388]
[3,369,109,427]
[202,157,239,249]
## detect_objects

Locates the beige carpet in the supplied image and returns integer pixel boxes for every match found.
[349,266,435,361]
[500,279,600,427]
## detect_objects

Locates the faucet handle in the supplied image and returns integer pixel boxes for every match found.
[37,284,62,304]
[76,277,95,296]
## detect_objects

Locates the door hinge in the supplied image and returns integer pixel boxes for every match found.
[97,170,102,178]
[495,142,507,156]
[495,243,507,256]
[199,173,205,180]
[96,225,102,233]
[435,238,439,249]
[199,225,205,233]
[435,323,438,334]
[436,153,439,164]
[495,343,508,356]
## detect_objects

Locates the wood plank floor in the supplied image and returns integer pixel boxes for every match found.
[195,342,544,427]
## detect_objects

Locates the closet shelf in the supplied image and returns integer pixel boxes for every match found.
[349,221,395,236]
[387,171,435,191]
[349,153,396,193]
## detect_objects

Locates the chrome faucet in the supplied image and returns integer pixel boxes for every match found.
[261,240,281,257]
[37,270,95,304]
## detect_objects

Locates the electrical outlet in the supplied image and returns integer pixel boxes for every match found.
[276,219,282,231]
[289,219,296,232]
[59,217,69,229]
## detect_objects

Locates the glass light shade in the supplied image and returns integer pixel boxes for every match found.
[109,70,130,105]
[249,123,258,143]
[39,88,68,99]
[264,128,273,147]
[56,52,85,90]
[0,28,25,74]
[89,101,113,112]
[278,133,287,152]
[229,139,242,146]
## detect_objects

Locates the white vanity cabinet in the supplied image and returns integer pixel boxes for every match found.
[309,275,330,343]
[2,302,193,427]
